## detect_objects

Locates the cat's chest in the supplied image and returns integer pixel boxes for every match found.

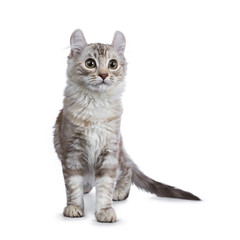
[81,98,118,121]
[67,96,122,164]
[81,121,117,166]
[66,93,122,124]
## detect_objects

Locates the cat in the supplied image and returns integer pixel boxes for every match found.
[53,29,200,223]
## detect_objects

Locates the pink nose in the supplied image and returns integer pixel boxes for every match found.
[99,73,108,80]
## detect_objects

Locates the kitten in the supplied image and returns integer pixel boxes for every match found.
[53,29,200,223]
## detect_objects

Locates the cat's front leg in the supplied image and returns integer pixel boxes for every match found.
[95,153,118,223]
[62,164,85,218]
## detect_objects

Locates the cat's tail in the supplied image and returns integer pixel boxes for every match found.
[131,162,201,201]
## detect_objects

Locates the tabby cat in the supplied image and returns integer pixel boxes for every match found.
[53,29,200,223]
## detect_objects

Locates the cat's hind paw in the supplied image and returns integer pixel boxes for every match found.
[63,205,84,218]
[113,188,130,201]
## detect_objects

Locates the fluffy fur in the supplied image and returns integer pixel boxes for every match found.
[53,29,200,223]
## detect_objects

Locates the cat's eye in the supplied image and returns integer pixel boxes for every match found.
[85,58,96,69]
[108,59,118,70]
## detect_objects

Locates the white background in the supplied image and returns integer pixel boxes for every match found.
[0,0,239,239]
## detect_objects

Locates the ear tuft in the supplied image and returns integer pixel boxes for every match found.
[111,31,126,56]
[69,29,87,58]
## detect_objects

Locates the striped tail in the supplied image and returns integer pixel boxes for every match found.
[131,163,200,201]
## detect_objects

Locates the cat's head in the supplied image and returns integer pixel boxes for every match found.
[67,29,127,93]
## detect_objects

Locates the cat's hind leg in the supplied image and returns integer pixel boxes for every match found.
[113,167,132,201]
[83,175,94,194]
[84,183,93,194]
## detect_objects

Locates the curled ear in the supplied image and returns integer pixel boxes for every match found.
[111,31,126,56]
[69,29,87,58]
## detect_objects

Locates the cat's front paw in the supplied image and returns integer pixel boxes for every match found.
[95,207,117,223]
[63,205,84,218]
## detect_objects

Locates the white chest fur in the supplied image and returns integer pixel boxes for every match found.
[84,122,111,166]
[64,84,123,167]
[68,94,122,166]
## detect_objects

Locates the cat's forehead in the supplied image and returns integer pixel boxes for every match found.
[84,43,116,59]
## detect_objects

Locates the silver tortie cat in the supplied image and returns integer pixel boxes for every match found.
[54,29,200,223]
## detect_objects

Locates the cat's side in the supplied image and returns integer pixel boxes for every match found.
[53,29,200,223]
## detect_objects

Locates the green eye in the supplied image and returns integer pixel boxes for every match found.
[85,58,96,69]
[108,59,118,70]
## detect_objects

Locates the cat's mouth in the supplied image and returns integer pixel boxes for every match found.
[89,79,113,91]
[96,81,109,86]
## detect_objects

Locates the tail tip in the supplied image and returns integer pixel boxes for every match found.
[188,194,201,201]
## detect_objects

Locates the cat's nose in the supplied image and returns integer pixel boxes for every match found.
[99,73,108,80]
